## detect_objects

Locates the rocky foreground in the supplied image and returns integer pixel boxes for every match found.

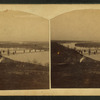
[0,56,49,90]
[51,42,100,88]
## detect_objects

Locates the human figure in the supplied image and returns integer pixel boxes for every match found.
[7,49,10,55]
[81,50,83,55]
[13,52,15,55]
[3,50,5,53]
[0,50,2,59]
[0,51,1,56]
[94,51,96,54]
[96,49,97,54]
[15,50,16,54]
[34,44,37,52]
[29,49,31,53]
[23,50,25,53]
[88,49,91,55]
[84,50,86,53]
[78,50,80,53]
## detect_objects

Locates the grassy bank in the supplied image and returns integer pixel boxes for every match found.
[51,42,100,88]
[0,57,49,90]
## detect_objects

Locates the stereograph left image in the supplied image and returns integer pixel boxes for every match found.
[0,5,49,89]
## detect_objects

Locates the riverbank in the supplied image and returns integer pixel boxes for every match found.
[0,57,49,89]
[51,42,100,88]
[75,42,100,48]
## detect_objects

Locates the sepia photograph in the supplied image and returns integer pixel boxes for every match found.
[51,5,100,88]
[0,4,49,90]
[1,4,100,95]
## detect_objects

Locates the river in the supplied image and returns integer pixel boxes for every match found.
[61,42,100,61]
[1,48,49,66]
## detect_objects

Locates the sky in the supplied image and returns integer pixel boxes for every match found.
[0,4,50,42]
[51,8,100,41]
[0,4,100,41]
[0,4,100,19]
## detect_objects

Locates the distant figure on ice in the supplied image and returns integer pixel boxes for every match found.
[7,49,10,55]
[0,51,3,63]
[78,50,81,54]
[80,50,83,55]
[88,49,91,55]
[29,49,31,53]
[84,50,86,53]
[94,51,96,54]
[79,50,83,55]
[0,51,1,55]
[23,50,25,53]
[15,50,16,54]
[0,51,2,58]
[13,52,15,55]
[34,44,37,52]
[96,49,98,54]
[3,50,5,54]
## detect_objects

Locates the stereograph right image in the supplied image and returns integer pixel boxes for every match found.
[51,5,100,88]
